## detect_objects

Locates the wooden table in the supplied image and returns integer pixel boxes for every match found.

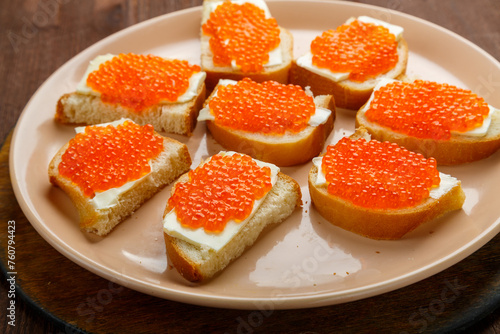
[1,0,499,333]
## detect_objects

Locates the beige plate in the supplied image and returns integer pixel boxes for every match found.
[9,0,500,309]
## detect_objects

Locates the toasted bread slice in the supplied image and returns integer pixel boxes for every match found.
[48,121,191,236]
[200,0,293,92]
[355,84,500,165]
[289,19,408,110]
[163,160,301,282]
[308,128,465,240]
[200,80,335,166]
[55,81,206,136]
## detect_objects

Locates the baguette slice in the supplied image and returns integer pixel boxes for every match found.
[48,121,192,236]
[200,0,293,92]
[201,81,335,166]
[55,81,206,136]
[163,166,301,282]
[356,85,500,165]
[308,128,465,240]
[289,19,408,110]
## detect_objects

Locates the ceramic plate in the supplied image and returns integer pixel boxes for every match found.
[10,0,500,309]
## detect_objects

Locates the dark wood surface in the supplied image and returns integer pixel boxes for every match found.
[1,0,499,333]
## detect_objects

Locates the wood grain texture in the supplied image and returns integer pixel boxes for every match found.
[1,0,499,333]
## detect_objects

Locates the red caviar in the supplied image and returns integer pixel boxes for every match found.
[168,153,272,233]
[322,137,440,209]
[202,1,281,73]
[365,80,490,140]
[208,78,316,135]
[58,121,164,198]
[86,53,201,112]
[311,19,398,82]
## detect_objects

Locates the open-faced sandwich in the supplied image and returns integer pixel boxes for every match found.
[198,77,335,166]
[48,119,191,236]
[200,0,293,91]
[356,78,500,164]
[163,151,301,282]
[290,16,408,110]
[55,53,206,135]
[308,127,465,240]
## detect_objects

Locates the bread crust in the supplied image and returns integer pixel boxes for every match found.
[289,37,408,110]
[205,94,335,166]
[55,82,206,136]
[163,233,203,282]
[200,0,293,92]
[356,104,500,165]
[48,133,192,236]
[163,171,302,282]
[308,165,465,240]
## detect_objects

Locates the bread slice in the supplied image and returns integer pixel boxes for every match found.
[201,82,335,166]
[163,170,301,282]
[200,0,293,92]
[356,90,500,165]
[48,122,192,236]
[55,81,206,136]
[289,21,408,110]
[308,128,465,240]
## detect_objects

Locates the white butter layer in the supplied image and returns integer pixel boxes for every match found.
[451,105,496,137]
[312,157,327,185]
[91,174,149,210]
[357,16,404,41]
[429,173,459,199]
[76,54,206,104]
[360,78,495,138]
[76,54,116,95]
[313,156,458,200]
[197,79,331,127]
[163,151,279,251]
[205,0,282,70]
[74,118,130,134]
[296,53,350,82]
[75,119,153,210]
[309,107,332,127]
[358,77,398,114]
[296,16,404,83]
